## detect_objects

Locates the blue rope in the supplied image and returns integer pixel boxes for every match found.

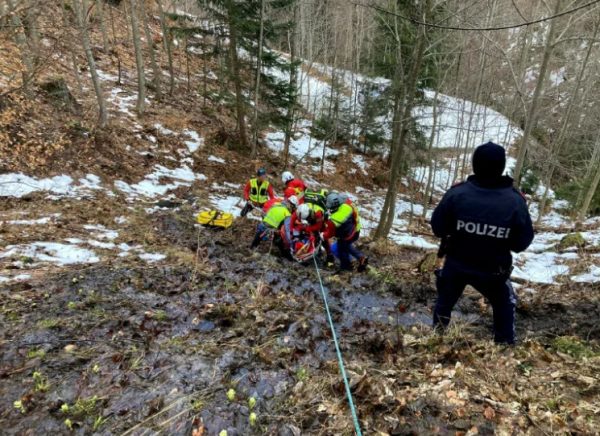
[312,257,363,436]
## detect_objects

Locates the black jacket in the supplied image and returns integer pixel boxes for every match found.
[431,175,534,274]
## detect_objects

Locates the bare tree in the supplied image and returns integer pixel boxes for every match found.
[7,0,34,97]
[129,0,146,115]
[283,1,299,167]
[155,0,175,95]
[96,0,110,52]
[375,0,431,239]
[140,0,162,96]
[536,20,599,223]
[513,0,562,186]
[225,0,249,149]
[251,0,266,156]
[73,0,108,127]
[578,135,600,221]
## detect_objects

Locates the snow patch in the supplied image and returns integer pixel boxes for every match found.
[208,155,226,164]
[115,216,128,224]
[0,242,99,265]
[115,165,206,199]
[265,121,339,161]
[6,214,61,225]
[572,265,600,283]
[182,129,204,153]
[84,224,119,240]
[0,274,31,284]
[139,252,166,262]
[154,123,175,135]
[512,252,570,284]
[352,155,369,174]
[0,173,104,199]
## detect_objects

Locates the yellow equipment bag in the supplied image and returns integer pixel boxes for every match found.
[196,210,234,229]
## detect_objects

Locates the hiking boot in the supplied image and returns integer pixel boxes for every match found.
[325,254,335,268]
[333,266,352,275]
[357,256,369,272]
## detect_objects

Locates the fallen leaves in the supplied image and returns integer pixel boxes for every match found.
[483,406,496,420]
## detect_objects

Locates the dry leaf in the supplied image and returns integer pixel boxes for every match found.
[484,406,496,420]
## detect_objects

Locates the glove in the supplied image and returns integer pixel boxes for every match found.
[240,202,253,217]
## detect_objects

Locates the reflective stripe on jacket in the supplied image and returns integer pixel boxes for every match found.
[249,178,271,204]
[263,204,290,229]
[329,203,362,239]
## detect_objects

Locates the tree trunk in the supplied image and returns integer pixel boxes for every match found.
[61,0,83,94]
[422,88,440,219]
[155,0,175,95]
[459,0,496,180]
[129,0,146,115]
[513,0,561,186]
[251,0,265,156]
[575,138,600,212]
[8,0,34,98]
[74,0,108,127]
[184,35,191,92]
[107,2,123,85]
[226,1,249,149]
[375,0,430,239]
[536,19,599,224]
[140,0,161,96]
[24,0,40,62]
[283,1,299,168]
[96,0,110,52]
[578,135,600,221]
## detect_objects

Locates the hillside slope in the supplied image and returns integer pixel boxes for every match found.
[1,2,599,435]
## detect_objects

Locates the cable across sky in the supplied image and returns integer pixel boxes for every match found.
[353,0,600,31]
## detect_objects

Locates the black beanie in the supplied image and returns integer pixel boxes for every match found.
[472,142,506,179]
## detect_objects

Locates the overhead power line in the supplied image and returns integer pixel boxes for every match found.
[353,0,600,32]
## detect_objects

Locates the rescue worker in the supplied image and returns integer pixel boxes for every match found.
[291,202,331,261]
[282,171,306,198]
[303,188,328,210]
[262,196,283,213]
[241,168,275,217]
[283,186,303,203]
[323,192,368,273]
[293,203,326,235]
[431,142,534,345]
[251,195,299,249]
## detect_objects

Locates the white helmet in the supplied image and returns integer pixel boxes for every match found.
[297,203,311,223]
[287,195,299,209]
[282,171,294,184]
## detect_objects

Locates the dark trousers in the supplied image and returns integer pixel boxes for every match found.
[338,232,363,271]
[433,262,517,344]
[241,202,264,217]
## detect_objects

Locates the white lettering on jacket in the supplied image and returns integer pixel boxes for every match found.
[456,220,511,239]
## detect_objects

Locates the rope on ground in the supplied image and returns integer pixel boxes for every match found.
[312,256,363,436]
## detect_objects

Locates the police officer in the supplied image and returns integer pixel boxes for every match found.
[430,142,534,344]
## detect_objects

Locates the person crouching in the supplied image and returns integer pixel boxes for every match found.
[251,196,299,249]
[323,192,368,273]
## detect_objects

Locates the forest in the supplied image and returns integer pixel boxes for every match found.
[1,0,599,434]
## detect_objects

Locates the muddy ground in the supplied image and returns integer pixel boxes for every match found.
[1,207,599,435]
